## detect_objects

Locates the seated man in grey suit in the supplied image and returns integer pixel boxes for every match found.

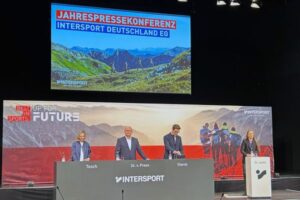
[115,126,148,160]
[163,124,185,159]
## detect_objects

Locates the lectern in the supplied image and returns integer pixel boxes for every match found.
[246,156,272,198]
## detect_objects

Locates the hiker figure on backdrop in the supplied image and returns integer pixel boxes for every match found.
[211,123,222,162]
[229,127,242,166]
[200,123,212,155]
[220,122,231,166]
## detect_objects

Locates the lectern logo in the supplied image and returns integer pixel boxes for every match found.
[256,170,267,179]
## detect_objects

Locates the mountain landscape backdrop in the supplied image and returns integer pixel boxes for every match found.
[3,104,272,147]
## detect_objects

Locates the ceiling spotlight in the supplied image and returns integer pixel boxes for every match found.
[230,0,240,7]
[216,0,261,9]
[251,0,261,9]
[177,0,188,2]
[217,0,227,6]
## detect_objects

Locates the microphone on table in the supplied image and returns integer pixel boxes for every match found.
[121,189,124,200]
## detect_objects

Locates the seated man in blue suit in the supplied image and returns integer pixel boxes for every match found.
[163,124,184,159]
[115,126,148,160]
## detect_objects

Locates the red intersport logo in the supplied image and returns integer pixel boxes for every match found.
[7,104,80,123]
[7,105,31,122]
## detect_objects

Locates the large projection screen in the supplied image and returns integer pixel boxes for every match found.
[2,100,274,186]
[51,3,191,94]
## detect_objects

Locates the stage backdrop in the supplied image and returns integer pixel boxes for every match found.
[2,100,274,186]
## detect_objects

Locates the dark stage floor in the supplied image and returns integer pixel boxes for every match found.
[215,189,300,199]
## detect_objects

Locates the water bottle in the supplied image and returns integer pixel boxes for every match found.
[168,151,172,160]
[116,151,121,161]
[61,152,66,162]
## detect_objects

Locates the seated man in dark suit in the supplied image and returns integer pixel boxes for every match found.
[163,124,185,159]
[115,126,148,160]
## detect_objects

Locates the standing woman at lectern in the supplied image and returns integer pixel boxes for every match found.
[240,130,260,193]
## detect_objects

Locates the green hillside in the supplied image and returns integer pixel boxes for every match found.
[51,44,191,94]
[51,44,111,77]
[53,67,191,94]
[172,49,191,67]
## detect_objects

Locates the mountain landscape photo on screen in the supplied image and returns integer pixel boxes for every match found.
[51,44,191,93]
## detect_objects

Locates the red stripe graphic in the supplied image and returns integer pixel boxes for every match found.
[2,145,274,186]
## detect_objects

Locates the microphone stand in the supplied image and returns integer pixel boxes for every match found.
[220,192,224,200]
[56,186,65,200]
